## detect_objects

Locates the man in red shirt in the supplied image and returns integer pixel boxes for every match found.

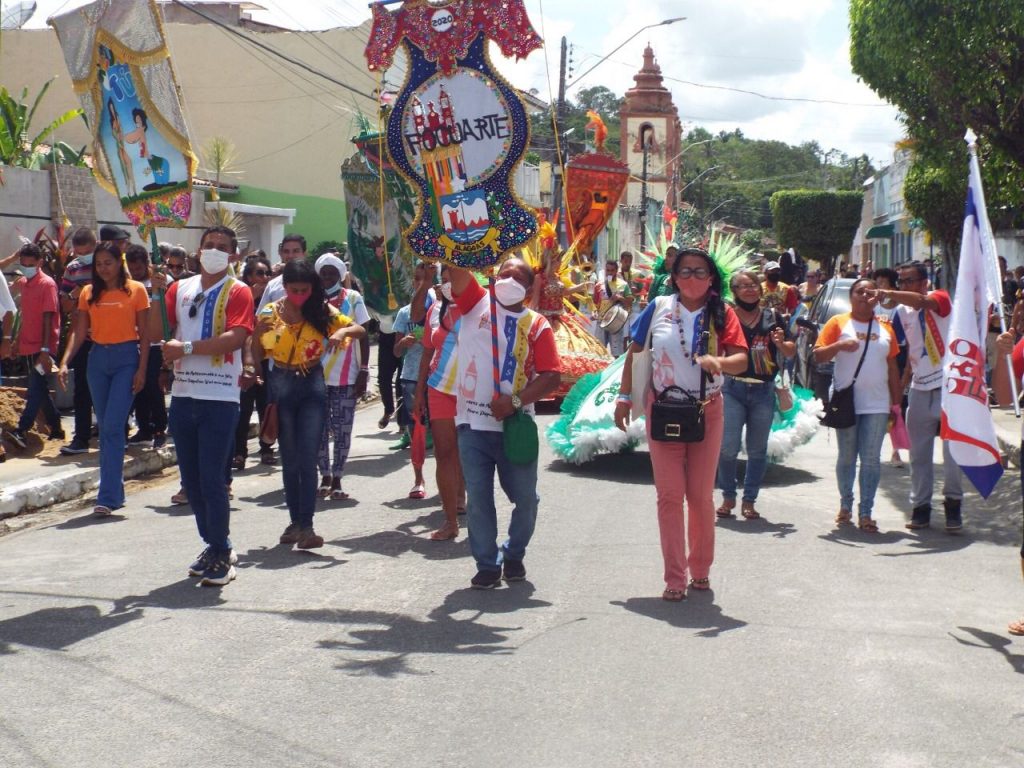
[7,244,64,447]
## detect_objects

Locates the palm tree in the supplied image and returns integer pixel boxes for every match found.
[0,79,83,168]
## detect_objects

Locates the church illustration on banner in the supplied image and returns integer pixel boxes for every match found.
[410,88,490,246]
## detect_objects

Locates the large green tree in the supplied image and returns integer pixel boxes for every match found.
[770,190,863,274]
[0,79,83,169]
[850,0,1024,259]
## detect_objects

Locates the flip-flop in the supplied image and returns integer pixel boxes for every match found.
[408,484,426,499]
[429,524,459,541]
[741,503,760,520]
[715,504,735,519]
[1008,619,1024,636]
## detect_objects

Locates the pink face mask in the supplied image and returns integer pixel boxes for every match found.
[286,292,310,308]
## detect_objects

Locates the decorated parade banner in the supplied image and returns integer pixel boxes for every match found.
[49,0,196,237]
[365,0,542,269]
[341,151,417,324]
[564,152,629,259]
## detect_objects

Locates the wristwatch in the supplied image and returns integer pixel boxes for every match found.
[183,341,194,356]
[242,364,256,375]
[40,347,50,354]
[511,394,522,410]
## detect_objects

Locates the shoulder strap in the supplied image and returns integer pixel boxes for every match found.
[851,315,873,384]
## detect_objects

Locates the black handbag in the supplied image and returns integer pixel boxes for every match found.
[820,316,872,430]
[649,384,706,442]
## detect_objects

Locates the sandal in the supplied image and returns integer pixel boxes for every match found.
[93,505,113,517]
[689,577,710,591]
[408,483,426,499]
[835,508,852,525]
[260,450,278,466]
[231,455,246,471]
[858,517,879,533]
[662,588,686,602]
[741,502,760,520]
[1008,619,1024,636]
[317,476,332,499]
[329,477,349,500]
[715,501,736,519]
[171,489,188,505]
[429,522,459,541]
[378,412,393,430]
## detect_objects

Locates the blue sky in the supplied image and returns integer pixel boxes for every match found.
[25,0,904,166]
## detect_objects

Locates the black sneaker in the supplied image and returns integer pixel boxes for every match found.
[944,497,963,532]
[470,569,502,590]
[200,557,237,586]
[60,440,90,455]
[7,429,27,448]
[503,558,526,582]
[152,433,167,449]
[128,430,154,444]
[906,503,931,530]
[188,547,238,577]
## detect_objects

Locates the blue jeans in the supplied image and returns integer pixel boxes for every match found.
[457,425,539,572]
[717,377,776,503]
[270,365,326,528]
[835,412,890,518]
[169,396,238,554]
[17,356,62,434]
[87,342,139,509]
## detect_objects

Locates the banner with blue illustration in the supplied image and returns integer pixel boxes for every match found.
[50,0,196,236]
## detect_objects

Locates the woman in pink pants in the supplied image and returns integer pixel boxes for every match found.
[615,247,748,601]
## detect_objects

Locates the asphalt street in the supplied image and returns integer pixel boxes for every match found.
[1,405,1022,767]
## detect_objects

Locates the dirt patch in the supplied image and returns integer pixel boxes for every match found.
[0,387,61,456]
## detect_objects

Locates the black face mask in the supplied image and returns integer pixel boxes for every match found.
[734,297,761,312]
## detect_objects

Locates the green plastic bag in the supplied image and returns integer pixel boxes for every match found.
[503,410,539,464]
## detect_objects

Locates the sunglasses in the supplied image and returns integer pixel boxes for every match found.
[676,267,711,280]
[188,292,206,319]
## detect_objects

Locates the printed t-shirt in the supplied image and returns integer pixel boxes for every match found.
[258,301,349,370]
[733,307,790,381]
[895,290,952,390]
[78,280,150,345]
[323,288,370,387]
[166,274,254,403]
[453,279,559,432]
[761,281,798,314]
[816,312,898,415]
[393,304,427,383]
[422,300,461,395]
[15,271,60,355]
[630,296,747,398]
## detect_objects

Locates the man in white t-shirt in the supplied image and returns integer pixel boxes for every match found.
[162,225,255,586]
[874,261,964,531]
[450,259,560,590]
[257,233,308,314]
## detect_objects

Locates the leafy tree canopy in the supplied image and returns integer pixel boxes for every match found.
[770,190,863,273]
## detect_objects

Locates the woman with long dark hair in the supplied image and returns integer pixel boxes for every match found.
[255,260,365,548]
[413,264,466,540]
[59,241,150,516]
[614,246,748,601]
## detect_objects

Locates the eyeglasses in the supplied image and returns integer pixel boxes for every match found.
[676,268,711,280]
[188,292,206,319]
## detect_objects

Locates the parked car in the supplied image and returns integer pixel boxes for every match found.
[793,277,854,402]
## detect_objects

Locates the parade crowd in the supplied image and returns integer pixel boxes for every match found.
[1,227,1022,615]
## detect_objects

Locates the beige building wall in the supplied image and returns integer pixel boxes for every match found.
[0,21,383,200]
[622,115,670,208]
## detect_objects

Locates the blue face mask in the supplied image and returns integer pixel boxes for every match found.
[325,283,341,297]
[20,265,38,279]
[79,252,94,265]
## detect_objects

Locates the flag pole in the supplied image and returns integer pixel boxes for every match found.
[965,130,1020,417]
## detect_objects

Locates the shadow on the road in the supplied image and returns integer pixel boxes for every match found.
[874,528,974,557]
[716,515,797,539]
[0,604,143,654]
[818,525,917,548]
[343,451,414,479]
[237,543,347,571]
[51,511,128,529]
[611,592,746,637]
[545,450,652,485]
[877,459,1022,548]
[145,502,194,518]
[951,626,1024,675]
[294,584,551,677]
[110,577,229,613]
[759,462,820,487]
[330,513,471,562]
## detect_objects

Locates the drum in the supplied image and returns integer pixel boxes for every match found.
[598,302,628,334]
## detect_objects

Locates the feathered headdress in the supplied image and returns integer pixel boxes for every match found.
[585,110,608,153]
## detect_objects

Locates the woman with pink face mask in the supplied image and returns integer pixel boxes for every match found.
[614,246,748,601]
[255,260,365,549]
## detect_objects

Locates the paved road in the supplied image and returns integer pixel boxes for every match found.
[1,406,1022,767]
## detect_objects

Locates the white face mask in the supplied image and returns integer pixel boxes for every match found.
[494,276,527,307]
[20,265,38,279]
[440,282,453,302]
[325,283,341,296]
[79,251,94,265]
[200,248,230,274]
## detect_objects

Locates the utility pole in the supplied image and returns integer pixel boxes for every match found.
[551,36,568,248]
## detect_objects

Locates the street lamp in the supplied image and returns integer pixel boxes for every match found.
[565,17,686,92]
[704,198,735,229]
[679,165,720,198]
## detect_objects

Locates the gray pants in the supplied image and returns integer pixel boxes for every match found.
[601,326,625,357]
[907,387,963,507]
